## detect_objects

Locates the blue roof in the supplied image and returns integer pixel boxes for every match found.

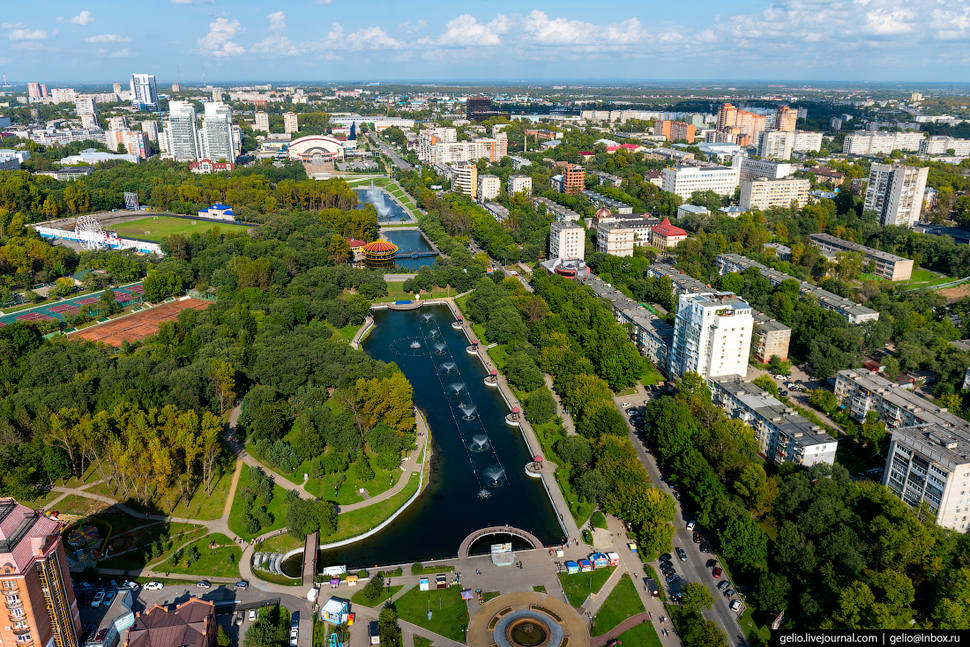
[211,203,231,210]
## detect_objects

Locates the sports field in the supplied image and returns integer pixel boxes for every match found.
[73,298,211,346]
[108,216,250,242]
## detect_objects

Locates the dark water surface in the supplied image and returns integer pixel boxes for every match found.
[312,306,564,569]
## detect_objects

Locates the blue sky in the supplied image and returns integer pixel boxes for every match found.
[2,0,969,83]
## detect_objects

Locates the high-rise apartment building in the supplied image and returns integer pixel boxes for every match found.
[775,106,797,132]
[716,103,767,146]
[255,111,270,133]
[549,221,585,261]
[74,97,96,118]
[450,161,477,199]
[162,101,199,162]
[283,112,299,134]
[140,120,159,142]
[654,120,696,143]
[843,131,924,155]
[0,499,81,647]
[129,74,158,110]
[738,157,793,182]
[562,164,585,195]
[417,128,506,164]
[477,175,500,201]
[661,165,739,199]
[50,89,76,104]
[864,163,928,227]
[200,102,236,163]
[740,177,811,210]
[507,175,532,195]
[758,130,794,160]
[668,291,753,380]
[107,116,128,131]
[918,136,970,156]
[27,82,49,100]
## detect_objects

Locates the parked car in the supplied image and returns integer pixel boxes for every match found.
[692,531,701,543]
[717,580,730,591]
[196,580,211,589]
[91,591,105,608]
[699,542,712,553]
[713,567,723,579]
[686,520,696,530]
[234,580,249,590]
[248,609,258,622]
[725,588,736,597]
[706,559,717,568]
[102,591,115,606]
[144,582,164,591]
[659,553,672,563]
[289,629,298,647]
[774,374,786,380]
[123,581,140,591]
[730,599,742,612]
[676,547,687,561]
[665,574,680,584]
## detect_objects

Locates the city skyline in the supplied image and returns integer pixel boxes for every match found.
[2,0,970,83]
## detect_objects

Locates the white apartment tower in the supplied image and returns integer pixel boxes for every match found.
[669,292,753,380]
[129,73,158,110]
[661,165,740,200]
[508,175,533,195]
[162,100,200,162]
[549,221,585,261]
[450,162,477,199]
[283,112,299,134]
[201,102,236,163]
[255,111,270,133]
[864,163,929,227]
[740,178,811,210]
[477,175,500,201]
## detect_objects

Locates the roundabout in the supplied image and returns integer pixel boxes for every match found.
[467,592,589,647]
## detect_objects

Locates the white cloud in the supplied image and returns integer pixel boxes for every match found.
[521,11,648,52]
[109,48,129,58]
[435,14,509,47]
[71,10,94,26]
[345,26,402,50]
[198,17,244,57]
[0,22,23,30]
[8,28,47,41]
[86,33,130,43]
[252,10,298,55]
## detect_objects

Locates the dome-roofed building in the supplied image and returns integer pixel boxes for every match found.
[285,135,346,162]
[362,240,398,268]
[593,207,613,226]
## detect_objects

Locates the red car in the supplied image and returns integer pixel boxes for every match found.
[713,567,723,579]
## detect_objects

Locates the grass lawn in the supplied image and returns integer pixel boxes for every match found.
[307,460,400,504]
[533,585,546,593]
[169,469,233,520]
[97,524,205,571]
[323,473,419,543]
[640,362,666,386]
[256,533,303,553]
[254,570,301,586]
[337,323,358,342]
[739,607,772,645]
[20,488,61,509]
[55,495,110,516]
[162,533,242,578]
[591,511,607,530]
[592,575,645,636]
[395,587,469,642]
[413,638,433,647]
[411,563,455,575]
[615,621,662,647]
[558,566,616,607]
[109,216,250,243]
[376,282,455,304]
[227,467,291,541]
[350,584,403,607]
[481,591,501,603]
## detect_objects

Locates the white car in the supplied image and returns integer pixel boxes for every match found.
[730,599,742,612]
[143,582,164,591]
[248,609,258,622]
[289,629,298,647]
[774,374,787,380]
[91,591,105,608]
[686,520,696,530]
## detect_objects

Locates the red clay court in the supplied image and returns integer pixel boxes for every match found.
[73,298,211,347]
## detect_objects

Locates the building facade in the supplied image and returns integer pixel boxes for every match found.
[864,163,928,227]
[283,112,299,134]
[450,162,477,199]
[549,221,585,261]
[162,101,199,162]
[649,217,688,251]
[809,233,914,281]
[0,499,81,647]
[562,164,585,195]
[883,423,970,532]
[843,131,924,155]
[661,165,739,199]
[758,130,794,160]
[507,175,532,195]
[710,379,837,466]
[738,157,793,182]
[129,74,158,110]
[477,175,500,201]
[595,222,635,257]
[919,136,970,156]
[752,313,791,362]
[254,111,270,133]
[740,177,810,210]
[200,102,236,163]
[668,291,753,380]
[775,106,797,132]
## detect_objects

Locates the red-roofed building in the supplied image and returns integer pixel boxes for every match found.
[650,217,688,251]
[579,152,595,163]
[0,499,81,647]
[347,239,366,262]
[189,159,236,175]
[124,599,215,647]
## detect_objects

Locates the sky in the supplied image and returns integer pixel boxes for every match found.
[2,0,970,84]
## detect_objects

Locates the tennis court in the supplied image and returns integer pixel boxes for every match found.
[0,283,144,328]
[73,298,211,347]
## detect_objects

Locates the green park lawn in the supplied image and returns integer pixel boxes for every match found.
[350,584,403,607]
[305,456,399,503]
[376,282,455,304]
[162,533,242,578]
[96,523,205,571]
[227,467,291,541]
[85,469,233,521]
[257,533,303,553]
[109,216,250,242]
[615,621,662,647]
[395,586,469,642]
[412,638,432,647]
[558,566,616,607]
[592,574,645,636]
[322,473,419,543]
[54,495,107,517]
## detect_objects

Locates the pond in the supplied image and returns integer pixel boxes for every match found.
[355,186,412,223]
[381,229,437,270]
[288,306,564,571]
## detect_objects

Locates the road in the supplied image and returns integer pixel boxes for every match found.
[370,134,413,172]
[612,387,748,647]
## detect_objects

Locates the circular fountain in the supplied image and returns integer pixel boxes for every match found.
[409,340,422,349]
[434,341,447,354]
[459,403,477,421]
[469,434,489,452]
[483,465,506,488]
[439,361,457,374]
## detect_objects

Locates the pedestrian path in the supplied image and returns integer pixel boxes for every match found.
[590,612,651,646]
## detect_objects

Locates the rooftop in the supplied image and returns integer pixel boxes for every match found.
[652,217,687,237]
[809,233,911,264]
[838,368,970,432]
[0,498,60,572]
[893,423,970,470]
[126,598,214,647]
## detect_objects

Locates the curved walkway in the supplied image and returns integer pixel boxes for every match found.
[457,525,543,558]
[591,612,651,647]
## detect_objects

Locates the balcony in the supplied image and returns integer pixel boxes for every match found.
[6,597,23,609]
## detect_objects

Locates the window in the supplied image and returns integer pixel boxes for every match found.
[16,633,31,644]
[1,580,16,591]
[10,607,24,618]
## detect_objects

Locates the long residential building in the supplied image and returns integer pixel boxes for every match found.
[738,157,794,182]
[809,233,914,281]
[450,161,477,199]
[0,499,82,647]
[533,197,580,222]
[661,165,740,199]
[752,312,791,362]
[595,221,635,257]
[883,423,970,532]
[843,131,924,155]
[716,254,879,323]
[582,190,632,214]
[740,177,810,210]
[417,127,507,164]
[507,175,532,195]
[757,130,824,159]
[710,378,838,466]
[864,163,928,227]
[919,136,970,156]
[668,291,753,380]
[834,368,968,431]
